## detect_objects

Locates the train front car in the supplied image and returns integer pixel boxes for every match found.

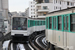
[11,17,28,42]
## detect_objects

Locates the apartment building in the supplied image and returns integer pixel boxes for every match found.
[0,0,9,20]
[29,1,36,18]
[34,0,75,18]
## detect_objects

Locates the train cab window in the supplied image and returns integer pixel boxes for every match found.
[13,17,27,30]
[58,16,62,30]
[70,14,75,32]
[49,17,52,29]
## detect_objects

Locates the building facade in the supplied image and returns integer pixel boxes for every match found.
[33,0,75,18]
[0,0,9,20]
[29,1,36,18]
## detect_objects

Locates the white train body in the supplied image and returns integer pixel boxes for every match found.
[28,19,45,36]
[45,7,75,50]
[11,16,45,42]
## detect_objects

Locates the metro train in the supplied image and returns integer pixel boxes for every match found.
[11,16,45,42]
[45,7,75,50]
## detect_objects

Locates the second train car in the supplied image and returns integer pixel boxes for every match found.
[46,7,75,50]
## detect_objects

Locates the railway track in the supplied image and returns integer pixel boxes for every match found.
[29,33,48,50]
[6,33,47,50]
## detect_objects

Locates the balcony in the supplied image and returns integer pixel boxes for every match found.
[35,16,46,18]
[35,0,43,4]
[36,14,46,18]
[38,16,46,18]
[37,9,49,12]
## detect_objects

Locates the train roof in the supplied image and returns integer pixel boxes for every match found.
[11,16,27,18]
[46,7,75,17]
[28,17,45,20]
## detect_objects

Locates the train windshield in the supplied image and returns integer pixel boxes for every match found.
[12,17,27,30]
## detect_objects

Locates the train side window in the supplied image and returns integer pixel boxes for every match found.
[58,16,62,30]
[43,21,44,25]
[49,17,52,29]
[32,20,33,26]
[41,21,42,25]
[44,21,45,25]
[64,17,66,30]
[37,21,39,25]
[42,21,43,25]
[30,20,31,27]
[35,21,37,26]
[53,17,56,29]
[67,16,69,30]
[70,14,75,32]
[40,21,41,25]
[43,21,45,25]
[46,18,48,28]
[30,21,32,26]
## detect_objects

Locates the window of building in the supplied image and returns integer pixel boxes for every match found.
[43,14,46,16]
[31,5,32,7]
[70,14,75,32]
[56,7,57,9]
[58,16,62,30]
[43,12,47,16]
[56,0,57,3]
[67,2,69,5]
[60,1,61,4]
[45,0,49,3]
[54,6,55,10]
[71,3,74,6]
[60,7,61,10]
[43,6,48,9]
[37,15,38,17]
[54,0,56,4]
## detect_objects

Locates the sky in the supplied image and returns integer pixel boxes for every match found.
[9,0,33,12]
